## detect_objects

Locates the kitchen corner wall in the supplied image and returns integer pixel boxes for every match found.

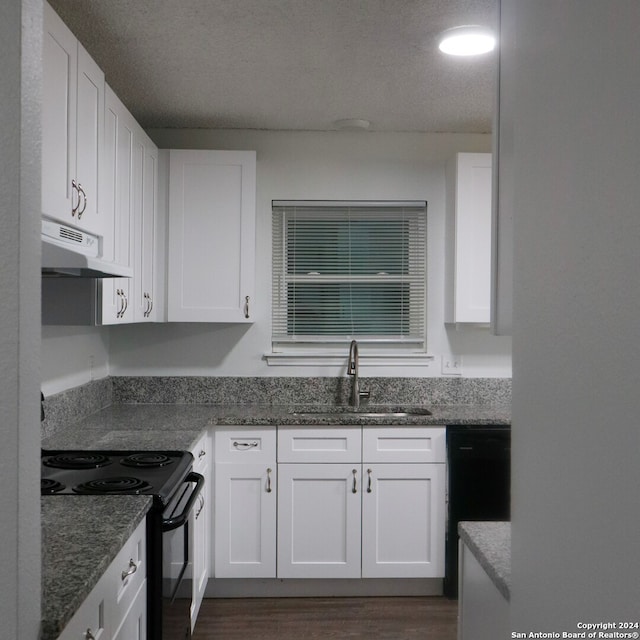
[41,130,512,394]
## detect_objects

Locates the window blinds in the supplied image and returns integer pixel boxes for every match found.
[272,201,427,345]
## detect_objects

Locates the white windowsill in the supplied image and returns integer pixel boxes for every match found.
[264,352,436,367]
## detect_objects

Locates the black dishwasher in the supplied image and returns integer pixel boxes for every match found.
[444,424,511,598]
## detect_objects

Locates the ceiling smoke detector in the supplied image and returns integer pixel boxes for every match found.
[438,25,496,56]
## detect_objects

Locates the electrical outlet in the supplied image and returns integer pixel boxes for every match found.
[442,355,463,376]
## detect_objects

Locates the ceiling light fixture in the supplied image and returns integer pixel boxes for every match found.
[438,25,496,56]
[333,118,371,131]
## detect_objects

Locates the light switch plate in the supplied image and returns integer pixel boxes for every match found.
[442,355,463,376]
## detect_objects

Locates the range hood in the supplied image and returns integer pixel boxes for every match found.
[41,219,132,278]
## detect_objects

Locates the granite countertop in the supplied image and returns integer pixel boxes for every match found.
[458,521,511,601]
[41,402,510,639]
[41,495,152,640]
[42,402,510,450]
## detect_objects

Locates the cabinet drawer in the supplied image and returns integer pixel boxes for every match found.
[363,427,446,463]
[109,517,147,629]
[278,427,362,463]
[215,426,276,463]
[55,588,107,640]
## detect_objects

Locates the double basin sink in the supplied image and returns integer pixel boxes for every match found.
[287,406,432,419]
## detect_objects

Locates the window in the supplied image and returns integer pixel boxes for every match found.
[272,201,427,352]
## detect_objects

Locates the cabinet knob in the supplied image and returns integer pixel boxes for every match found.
[85,629,96,640]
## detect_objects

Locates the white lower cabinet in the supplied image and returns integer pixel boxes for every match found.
[277,463,362,579]
[57,518,146,640]
[111,579,146,640]
[361,463,445,578]
[212,425,446,583]
[214,427,277,578]
[458,541,509,640]
[190,431,211,631]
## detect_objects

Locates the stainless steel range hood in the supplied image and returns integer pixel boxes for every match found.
[41,219,132,278]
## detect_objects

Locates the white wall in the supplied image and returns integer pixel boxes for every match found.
[41,326,110,396]
[1,0,42,637]
[509,0,640,630]
[104,129,512,380]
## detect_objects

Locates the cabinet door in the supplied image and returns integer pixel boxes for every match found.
[445,152,492,323]
[100,87,135,324]
[42,2,77,226]
[168,150,256,322]
[42,2,104,234]
[277,463,361,579]
[214,462,276,578]
[361,463,445,578]
[191,431,210,630]
[74,43,104,235]
[112,580,147,640]
[133,132,158,322]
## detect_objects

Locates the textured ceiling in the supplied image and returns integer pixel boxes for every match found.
[47,0,497,132]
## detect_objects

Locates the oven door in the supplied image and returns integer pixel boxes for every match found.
[161,471,204,640]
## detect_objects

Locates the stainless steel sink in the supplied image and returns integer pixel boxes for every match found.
[287,406,432,418]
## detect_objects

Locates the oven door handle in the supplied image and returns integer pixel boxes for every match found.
[162,471,204,532]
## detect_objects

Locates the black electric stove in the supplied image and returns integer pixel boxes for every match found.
[41,450,193,504]
[41,449,204,640]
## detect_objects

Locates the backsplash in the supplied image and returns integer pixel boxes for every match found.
[41,377,112,439]
[111,376,511,406]
[42,375,511,438]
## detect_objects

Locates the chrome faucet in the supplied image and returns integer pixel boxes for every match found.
[347,340,370,408]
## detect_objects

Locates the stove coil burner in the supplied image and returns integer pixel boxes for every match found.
[72,477,152,495]
[41,478,65,494]
[43,453,112,470]
[120,453,175,468]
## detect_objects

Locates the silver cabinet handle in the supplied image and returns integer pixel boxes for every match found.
[121,290,128,317]
[121,558,137,581]
[143,292,150,317]
[244,295,250,319]
[71,179,79,216]
[195,494,205,519]
[367,468,372,493]
[77,183,87,219]
[233,441,258,449]
[85,629,96,640]
[352,469,358,494]
[116,289,123,318]
[148,295,153,316]
[266,468,272,493]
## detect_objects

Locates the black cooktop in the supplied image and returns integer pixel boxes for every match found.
[41,450,193,505]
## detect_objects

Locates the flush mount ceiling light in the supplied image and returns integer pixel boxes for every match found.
[333,118,371,131]
[438,25,496,56]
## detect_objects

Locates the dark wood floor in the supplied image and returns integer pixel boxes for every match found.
[192,597,458,640]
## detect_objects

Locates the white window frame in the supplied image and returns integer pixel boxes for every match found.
[268,200,433,366]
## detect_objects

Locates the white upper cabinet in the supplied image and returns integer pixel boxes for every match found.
[100,85,136,324]
[100,86,158,325]
[445,152,493,324]
[167,150,256,322]
[132,131,159,322]
[42,1,104,235]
